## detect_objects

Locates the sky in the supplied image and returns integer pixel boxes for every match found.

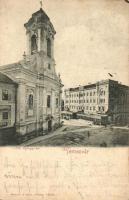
[0,0,129,89]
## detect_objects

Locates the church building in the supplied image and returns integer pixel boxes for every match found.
[0,6,63,143]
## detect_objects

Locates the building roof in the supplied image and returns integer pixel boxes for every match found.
[0,62,22,70]
[83,83,96,89]
[65,83,96,92]
[32,8,49,19]
[24,8,49,28]
[65,79,129,92]
[24,8,56,35]
[24,8,56,34]
[0,72,17,85]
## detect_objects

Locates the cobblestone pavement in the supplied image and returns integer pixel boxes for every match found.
[22,119,129,147]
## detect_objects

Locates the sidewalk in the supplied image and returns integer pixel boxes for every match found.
[112,126,129,130]
[20,126,67,146]
[21,126,101,146]
[20,123,129,146]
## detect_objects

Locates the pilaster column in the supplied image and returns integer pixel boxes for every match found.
[51,38,54,59]
[42,87,47,131]
[38,29,41,51]
[16,83,26,124]
[59,89,62,124]
[36,86,40,124]
[43,87,47,117]
[51,90,55,116]
[26,32,31,55]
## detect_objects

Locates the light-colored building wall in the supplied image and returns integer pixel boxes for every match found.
[0,82,16,128]
[64,80,129,124]
[0,8,63,139]
[96,80,109,114]
[65,84,100,114]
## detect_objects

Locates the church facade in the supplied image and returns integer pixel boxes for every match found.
[0,8,63,142]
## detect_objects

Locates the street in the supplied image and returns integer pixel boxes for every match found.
[21,119,129,147]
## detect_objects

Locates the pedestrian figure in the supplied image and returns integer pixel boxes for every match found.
[87,131,90,138]
[100,142,107,147]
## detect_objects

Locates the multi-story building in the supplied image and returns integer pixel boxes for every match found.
[64,80,129,125]
[0,6,63,143]
[0,72,17,144]
[0,73,17,129]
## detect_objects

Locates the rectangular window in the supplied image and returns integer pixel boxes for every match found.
[48,63,51,69]
[47,95,51,108]
[3,112,8,120]
[2,90,8,100]
[100,99,103,103]
[56,98,58,108]
[47,38,51,57]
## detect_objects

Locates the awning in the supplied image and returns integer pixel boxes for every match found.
[77,113,108,119]
[61,111,73,115]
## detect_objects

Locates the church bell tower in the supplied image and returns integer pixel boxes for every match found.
[24,3,56,72]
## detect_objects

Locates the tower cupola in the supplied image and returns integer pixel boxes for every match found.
[24,7,56,57]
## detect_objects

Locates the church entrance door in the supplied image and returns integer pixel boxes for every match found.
[48,120,52,132]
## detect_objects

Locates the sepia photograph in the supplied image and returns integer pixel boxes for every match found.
[0,0,129,147]
[0,1,129,200]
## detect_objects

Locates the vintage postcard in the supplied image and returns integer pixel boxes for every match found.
[0,0,129,199]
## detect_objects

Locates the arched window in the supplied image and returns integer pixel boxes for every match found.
[28,94,33,109]
[47,95,51,108]
[47,38,51,57]
[31,35,37,54]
